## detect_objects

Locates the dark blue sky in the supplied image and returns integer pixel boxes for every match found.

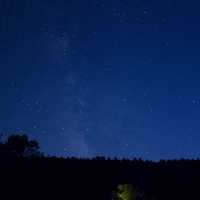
[1,0,200,160]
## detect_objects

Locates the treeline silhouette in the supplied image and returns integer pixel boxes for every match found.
[1,134,200,200]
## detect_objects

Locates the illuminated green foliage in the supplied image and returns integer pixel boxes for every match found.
[116,184,134,200]
[113,184,148,200]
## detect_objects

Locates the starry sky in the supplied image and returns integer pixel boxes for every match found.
[1,0,200,160]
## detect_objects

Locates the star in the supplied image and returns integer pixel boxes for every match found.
[33,125,38,129]
[143,10,148,15]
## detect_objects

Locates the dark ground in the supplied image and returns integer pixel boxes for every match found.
[1,156,200,200]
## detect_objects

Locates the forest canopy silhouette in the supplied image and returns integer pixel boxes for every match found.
[1,133,200,200]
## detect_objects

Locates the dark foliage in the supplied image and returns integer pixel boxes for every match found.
[0,134,200,200]
[0,134,41,158]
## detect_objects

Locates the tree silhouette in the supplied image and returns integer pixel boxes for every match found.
[0,134,41,158]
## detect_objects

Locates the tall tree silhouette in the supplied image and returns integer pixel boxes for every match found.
[0,134,41,157]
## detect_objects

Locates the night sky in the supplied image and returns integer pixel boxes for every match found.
[1,0,200,160]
